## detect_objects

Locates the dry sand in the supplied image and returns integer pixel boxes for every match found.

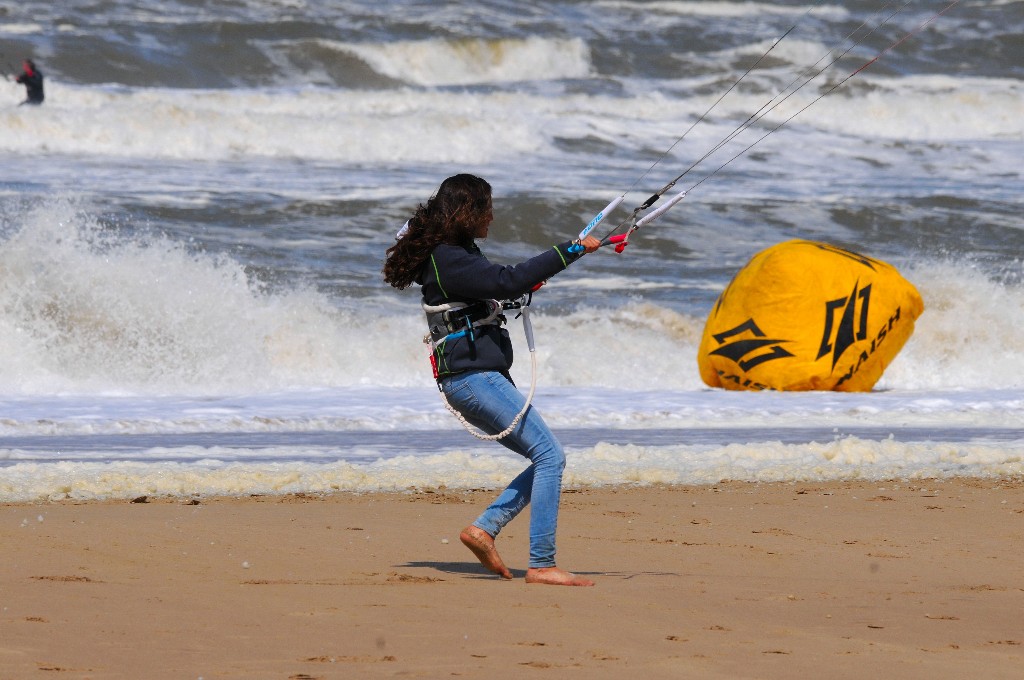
[2,479,1022,679]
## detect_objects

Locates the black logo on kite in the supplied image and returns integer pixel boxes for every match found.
[710,318,794,371]
[807,242,880,271]
[817,281,872,370]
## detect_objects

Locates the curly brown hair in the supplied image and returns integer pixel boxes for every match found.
[383,174,493,290]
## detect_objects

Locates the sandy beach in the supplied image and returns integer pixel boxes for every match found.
[2,479,1022,679]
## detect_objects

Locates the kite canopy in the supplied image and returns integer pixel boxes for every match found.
[698,240,924,392]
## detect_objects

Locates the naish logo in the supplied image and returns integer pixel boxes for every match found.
[709,318,794,371]
[817,281,872,370]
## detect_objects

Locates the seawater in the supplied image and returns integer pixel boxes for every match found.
[0,1,1021,502]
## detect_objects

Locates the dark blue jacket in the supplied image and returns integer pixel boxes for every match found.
[418,241,583,379]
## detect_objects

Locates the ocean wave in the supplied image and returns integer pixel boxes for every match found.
[333,36,593,87]
[5,0,1021,91]
[1,200,1021,395]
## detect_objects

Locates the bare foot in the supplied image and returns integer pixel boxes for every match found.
[525,566,595,587]
[460,526,513,579]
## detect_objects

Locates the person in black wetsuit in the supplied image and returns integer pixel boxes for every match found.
[15,59,44,106]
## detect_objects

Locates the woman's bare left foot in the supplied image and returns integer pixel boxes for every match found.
[525,566,595,586]
[460,526,513,579]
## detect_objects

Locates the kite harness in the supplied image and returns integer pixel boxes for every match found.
[423,295,538,441]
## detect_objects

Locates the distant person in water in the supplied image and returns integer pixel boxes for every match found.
[15,59,44,106]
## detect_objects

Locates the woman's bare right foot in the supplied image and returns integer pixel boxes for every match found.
[525,566,595,586]
[460,525,513,579]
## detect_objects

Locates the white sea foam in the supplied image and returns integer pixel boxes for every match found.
[0,85,546,163]
[881,263,1024,391]
[0,23,42,35]
[794,75,1024,142]
[1,67,1018,166]
[2,436,1021,503]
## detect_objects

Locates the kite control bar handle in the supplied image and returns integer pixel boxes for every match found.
[577,196,625,242]
[568,196,626,253]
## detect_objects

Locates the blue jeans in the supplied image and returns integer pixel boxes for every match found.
[440,370,566,569]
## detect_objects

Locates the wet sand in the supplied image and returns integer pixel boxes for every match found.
[2,479,1022,679]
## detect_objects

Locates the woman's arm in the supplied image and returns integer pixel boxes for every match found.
[432,240,592,300]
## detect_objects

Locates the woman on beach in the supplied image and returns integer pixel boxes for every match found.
[383,174,599,587]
